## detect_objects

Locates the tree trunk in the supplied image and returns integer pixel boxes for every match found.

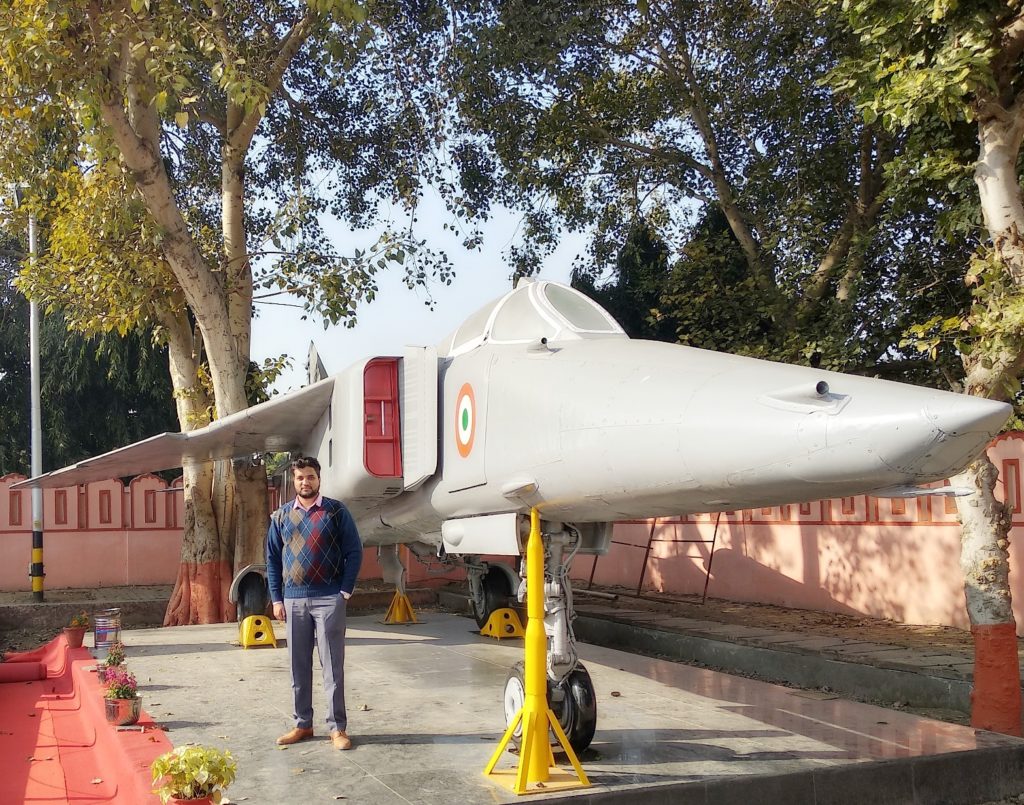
[954,454,1021,735]
[165,461,235,625]
[232,459,271,575]
[218,132,267,590]
[93,11,286,623]
[975,115,1024,283]
[159,307,236,625]
[958,106,1024,734]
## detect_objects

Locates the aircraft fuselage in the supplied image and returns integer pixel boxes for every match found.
[371,336,1009,546]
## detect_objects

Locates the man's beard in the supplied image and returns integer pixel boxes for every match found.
[297,487,318,500]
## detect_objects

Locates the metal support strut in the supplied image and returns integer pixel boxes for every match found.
[483,508,589,794]
[380,545,419,624]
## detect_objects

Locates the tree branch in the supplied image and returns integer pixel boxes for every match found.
[993,10,1024,98]
[230,9,318,152]
[594,130,714,179]
[802,125,891,309]
[662,43,771,289]
[88,10,228,344]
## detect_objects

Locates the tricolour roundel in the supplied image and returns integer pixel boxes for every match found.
[455,383,476,458]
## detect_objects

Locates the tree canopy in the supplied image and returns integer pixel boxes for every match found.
[0,238,178,476]
[456,0,973,387]
[0,0,489,623]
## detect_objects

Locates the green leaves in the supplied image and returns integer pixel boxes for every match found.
[307,0,368,23]
[825,0,1024,405]
[822,0,998,128]
[150,745,236,805]
[252,226,446,329]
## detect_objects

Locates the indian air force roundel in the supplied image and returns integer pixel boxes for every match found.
[455,383,476,457]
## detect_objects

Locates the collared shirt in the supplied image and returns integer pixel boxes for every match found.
[293,494,323,511]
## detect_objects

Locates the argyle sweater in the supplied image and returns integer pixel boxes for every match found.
[266,497,363,602]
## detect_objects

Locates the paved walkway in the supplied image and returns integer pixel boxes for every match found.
[4,584,1024,803]
[2,582,1021,719]
[9,613,1019,805]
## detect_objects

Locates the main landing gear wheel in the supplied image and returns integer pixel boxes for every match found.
[473,567,514,628]
[502,661,598,754]
[237,572,269,620]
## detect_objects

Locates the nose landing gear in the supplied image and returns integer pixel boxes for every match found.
[499,520,597,753]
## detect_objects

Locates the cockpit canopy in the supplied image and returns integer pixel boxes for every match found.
[440,280,627,357]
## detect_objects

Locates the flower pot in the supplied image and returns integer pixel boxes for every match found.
[104,696,141,726]
[64,626,86,649]
[169,798,214,804]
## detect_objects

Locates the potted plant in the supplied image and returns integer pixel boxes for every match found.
[64,611,89,649]
[151,745,237,804]
[97,641,126,683]
[103,666,142,726]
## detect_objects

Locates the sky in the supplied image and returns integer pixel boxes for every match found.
[250,204,588,394]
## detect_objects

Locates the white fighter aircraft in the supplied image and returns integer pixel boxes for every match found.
[15,278,1011,752]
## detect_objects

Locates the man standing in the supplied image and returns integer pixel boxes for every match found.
[267,457,363,750]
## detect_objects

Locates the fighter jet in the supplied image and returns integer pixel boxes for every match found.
[15,278,1011,752]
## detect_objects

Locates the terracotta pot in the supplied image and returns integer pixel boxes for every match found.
[104,696,141,726]
[64,626,86,649]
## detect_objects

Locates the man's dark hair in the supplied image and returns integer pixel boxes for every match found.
[291,456,321,476]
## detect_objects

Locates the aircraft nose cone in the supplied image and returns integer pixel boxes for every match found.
[882,394,1011,478]
[925,395,1011,438]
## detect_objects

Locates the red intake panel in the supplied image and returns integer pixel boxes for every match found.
[363,358,403,478]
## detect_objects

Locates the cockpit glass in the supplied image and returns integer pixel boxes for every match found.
[543,283,618,331]
[490,289,551,341]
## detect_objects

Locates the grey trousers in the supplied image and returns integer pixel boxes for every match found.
[285,594,348,732]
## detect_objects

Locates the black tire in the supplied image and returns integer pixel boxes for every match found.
[238,572,269,620]
[473,567,513,628]
[558,664,597,754]
[502,661,597,755]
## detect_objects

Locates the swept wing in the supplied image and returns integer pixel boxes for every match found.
[12,377,335,490]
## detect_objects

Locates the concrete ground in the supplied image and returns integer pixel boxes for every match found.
[67,611,1024,805]
[0,582,1019,719]
[4,586,1024,803]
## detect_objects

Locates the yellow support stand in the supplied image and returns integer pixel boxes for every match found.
[384,591,419,624]
[239,615,278,649]
[483,508,590,795]
[480,608,525,639]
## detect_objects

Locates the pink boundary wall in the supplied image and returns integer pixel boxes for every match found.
[0,473,457,594]
[2,433,1023,631]
[572,432,1024,634]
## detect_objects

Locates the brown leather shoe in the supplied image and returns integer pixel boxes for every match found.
[330,730,353,750]
[276,727,314,745]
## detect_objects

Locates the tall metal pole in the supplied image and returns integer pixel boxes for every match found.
[27,212,44,602]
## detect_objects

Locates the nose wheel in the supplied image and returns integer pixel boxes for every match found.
[502,661,597,754]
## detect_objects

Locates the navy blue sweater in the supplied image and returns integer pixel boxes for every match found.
[266,497,363,602]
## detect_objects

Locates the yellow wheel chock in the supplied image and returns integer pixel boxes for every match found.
[483,508,589,795]
[384,591,419,624]
[239,615,278,649]
[480,608,525,639]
